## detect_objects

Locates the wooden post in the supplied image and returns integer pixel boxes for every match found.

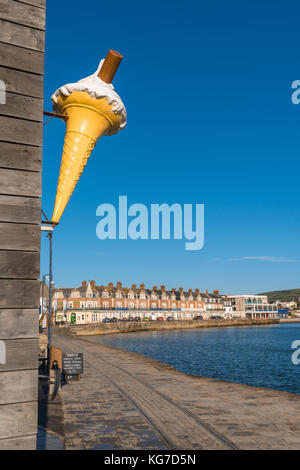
[0,0,46,449]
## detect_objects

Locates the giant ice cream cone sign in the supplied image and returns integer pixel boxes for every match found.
[51,50,127,224]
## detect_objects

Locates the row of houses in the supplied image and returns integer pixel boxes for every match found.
[43,280,279,325]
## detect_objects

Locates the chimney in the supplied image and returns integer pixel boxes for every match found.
[153,285,158,291]
[188,288,193,294]
[108,282,114,287]
[179,286,183,293]
[132,283,137,289]
[213,289,219,296]
[140,283,145,290]
[90,280,95,289]
[161,285,165,292]
[82,281,87,287]
[116,281,122,289]
[195,288,200,294]
[172,288,176,292]
[206,289,209,295]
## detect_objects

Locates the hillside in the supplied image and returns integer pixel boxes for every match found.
[258,289,300,302]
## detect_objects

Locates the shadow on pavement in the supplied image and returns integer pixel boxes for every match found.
[37,371,65,450]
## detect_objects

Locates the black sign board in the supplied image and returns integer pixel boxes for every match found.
[65,374,80,383]
[62,353,83,375]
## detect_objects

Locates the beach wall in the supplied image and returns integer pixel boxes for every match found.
[0,0,46,450]
[279,318,300,323]
[62,318,279,336]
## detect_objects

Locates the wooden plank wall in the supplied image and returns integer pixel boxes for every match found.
[0,0,46,450]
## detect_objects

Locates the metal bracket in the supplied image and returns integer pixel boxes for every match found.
[43,111,68,126]
[41,220,58,225]
[41,210,59,227]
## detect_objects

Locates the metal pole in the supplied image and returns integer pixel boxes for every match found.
[40,275,45,331]
[41,275,44,310]
[47,230,53,372]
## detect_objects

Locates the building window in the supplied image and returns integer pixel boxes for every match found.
[129,302,134,309]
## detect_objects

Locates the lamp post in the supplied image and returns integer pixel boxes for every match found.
[41,274,45,317]
[41,224,54,372]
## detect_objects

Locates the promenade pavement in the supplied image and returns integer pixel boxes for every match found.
[53,331,300,450]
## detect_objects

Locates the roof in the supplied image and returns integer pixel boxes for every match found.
[53,282,226,301]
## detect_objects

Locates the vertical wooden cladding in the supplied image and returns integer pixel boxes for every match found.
[0,195,41,224]
[12,0,46,9]
[0,115,43,145]
[0,338,38,371]
[0,222,40,251]
[0,280,40,308]
[0,309,38,338]
[0,42,44,75]
[0,66,43,98]
[0,251,40,279]
[0,435,37,450]
[0,168,41,196]
[0,1,46,52]
[0,402,37,439]
[0,0,46,450]
[0,19,45,52]
[0,0,46,30]
[2,92,43,121]
[0,370,38,404]
[0,142,42,171]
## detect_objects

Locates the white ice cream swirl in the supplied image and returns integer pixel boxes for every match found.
[51,59,127,130]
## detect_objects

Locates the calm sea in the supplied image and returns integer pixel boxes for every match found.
[90,323,300,395]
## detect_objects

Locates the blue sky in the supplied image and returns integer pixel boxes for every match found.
[41,0,300,294]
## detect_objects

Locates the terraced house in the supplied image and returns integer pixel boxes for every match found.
[51,281,233,324]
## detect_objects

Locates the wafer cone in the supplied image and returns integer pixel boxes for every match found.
[52,91,122,224]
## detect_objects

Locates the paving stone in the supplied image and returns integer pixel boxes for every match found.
[53,331,300,450]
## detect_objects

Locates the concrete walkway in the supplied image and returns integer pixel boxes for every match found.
[54,331,300,450]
